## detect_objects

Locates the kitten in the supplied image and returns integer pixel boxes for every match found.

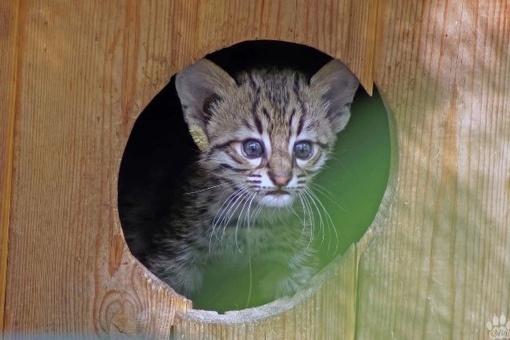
[143,58,359,299]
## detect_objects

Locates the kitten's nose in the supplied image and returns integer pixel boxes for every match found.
[268,172,291,187]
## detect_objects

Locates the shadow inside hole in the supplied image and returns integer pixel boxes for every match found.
[118,40,390,312]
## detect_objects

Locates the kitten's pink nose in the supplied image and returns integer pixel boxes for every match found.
[269,172,291,187]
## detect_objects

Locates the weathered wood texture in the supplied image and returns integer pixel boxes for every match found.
[0,0,18,331]
[1,1,196,337]
[0,0,375,338]
[359,0,510,339]
[1,0,509,339]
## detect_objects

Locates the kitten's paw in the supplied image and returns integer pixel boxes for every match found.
[155,264,203,297]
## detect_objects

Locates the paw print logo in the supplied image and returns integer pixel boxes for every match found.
[486,314,510,340]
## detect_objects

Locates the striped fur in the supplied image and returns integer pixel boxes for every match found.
[144,58,359,299]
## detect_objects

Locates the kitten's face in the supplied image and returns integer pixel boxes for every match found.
[176,59,359,209]
[199,73,338,208]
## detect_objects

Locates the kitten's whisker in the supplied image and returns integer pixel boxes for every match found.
[310,183,345,210]
[298,192,315,251]
[243,193,257,230]
[184,183,226,195]
[249,195,265,222]
[216,187,251,245]
[297,193,312,231]
[303,189,328,247]
[308,189,338,254]
[221,188,249,229]
[305,188,339,255]
[234,191,256,252]
[212,186,248,227]
[209,187,248,250]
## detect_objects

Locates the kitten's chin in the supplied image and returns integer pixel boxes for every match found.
[259,193,295,208]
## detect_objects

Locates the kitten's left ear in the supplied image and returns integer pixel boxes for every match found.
[176,59,236,150]
[310,59,359,133]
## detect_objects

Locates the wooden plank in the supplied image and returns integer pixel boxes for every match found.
[359,0,510,338]
[0,0,19,332]
[2,1,191,336]
[3,0,375,336]
[167,0,375,93]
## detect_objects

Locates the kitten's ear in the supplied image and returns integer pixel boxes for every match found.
[175,59,236,131]
[310,59,359,133]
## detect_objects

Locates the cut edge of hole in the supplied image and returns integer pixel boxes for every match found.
[115,39,393,317]
[176,243,357,324]
[354,84,399,255]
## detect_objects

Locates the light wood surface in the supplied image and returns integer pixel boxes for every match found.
[359,1,510,338]
[1,0,509,338]
[0,0,18,331]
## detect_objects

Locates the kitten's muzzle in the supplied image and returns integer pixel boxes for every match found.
[268,171,292,187]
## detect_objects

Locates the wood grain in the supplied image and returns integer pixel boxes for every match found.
[0,0,19,331]
[2,1,192,336]
[2,0,509,338]
[359,0,510,338]
[1,0,374,336]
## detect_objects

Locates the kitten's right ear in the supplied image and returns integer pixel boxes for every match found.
[175,59,236,132]
[310,59,359,133]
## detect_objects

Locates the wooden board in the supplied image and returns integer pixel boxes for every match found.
[1,0,509,338]
[358,0,510,338]
[1,0,375,337]
[0,0,18,331]
[1,1,192,337]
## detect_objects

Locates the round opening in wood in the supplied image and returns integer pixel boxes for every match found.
[117,40,391,313]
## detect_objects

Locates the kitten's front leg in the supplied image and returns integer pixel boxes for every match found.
[146,246,205,297]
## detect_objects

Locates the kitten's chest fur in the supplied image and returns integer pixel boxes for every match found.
[171,167,306,260]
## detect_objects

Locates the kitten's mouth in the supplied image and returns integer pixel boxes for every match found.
[259,189,294,208]
[266,189,290,196]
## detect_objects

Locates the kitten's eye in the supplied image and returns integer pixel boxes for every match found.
[242,139,264,158]
[294,141,313,160]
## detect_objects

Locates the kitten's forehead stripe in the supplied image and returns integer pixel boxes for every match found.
[253,113,263,134]
[297,115,304,136]
[289,109,296,125]
[262,107,271,121]
[251,87,261,121]
[289,108,297,142]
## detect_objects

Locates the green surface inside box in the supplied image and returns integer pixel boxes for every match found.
[194,88,391,312]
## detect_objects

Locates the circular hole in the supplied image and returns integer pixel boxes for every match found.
[118,40,390,313]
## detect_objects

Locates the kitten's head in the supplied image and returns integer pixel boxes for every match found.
[176,59,359,208]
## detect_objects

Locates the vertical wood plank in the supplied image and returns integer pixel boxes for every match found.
[166,0,375,92]
[3,1,190,336]
[360,0,510,338]
[0,0,20,331]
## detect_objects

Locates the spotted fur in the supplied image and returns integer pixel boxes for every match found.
[143,58,359,299]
